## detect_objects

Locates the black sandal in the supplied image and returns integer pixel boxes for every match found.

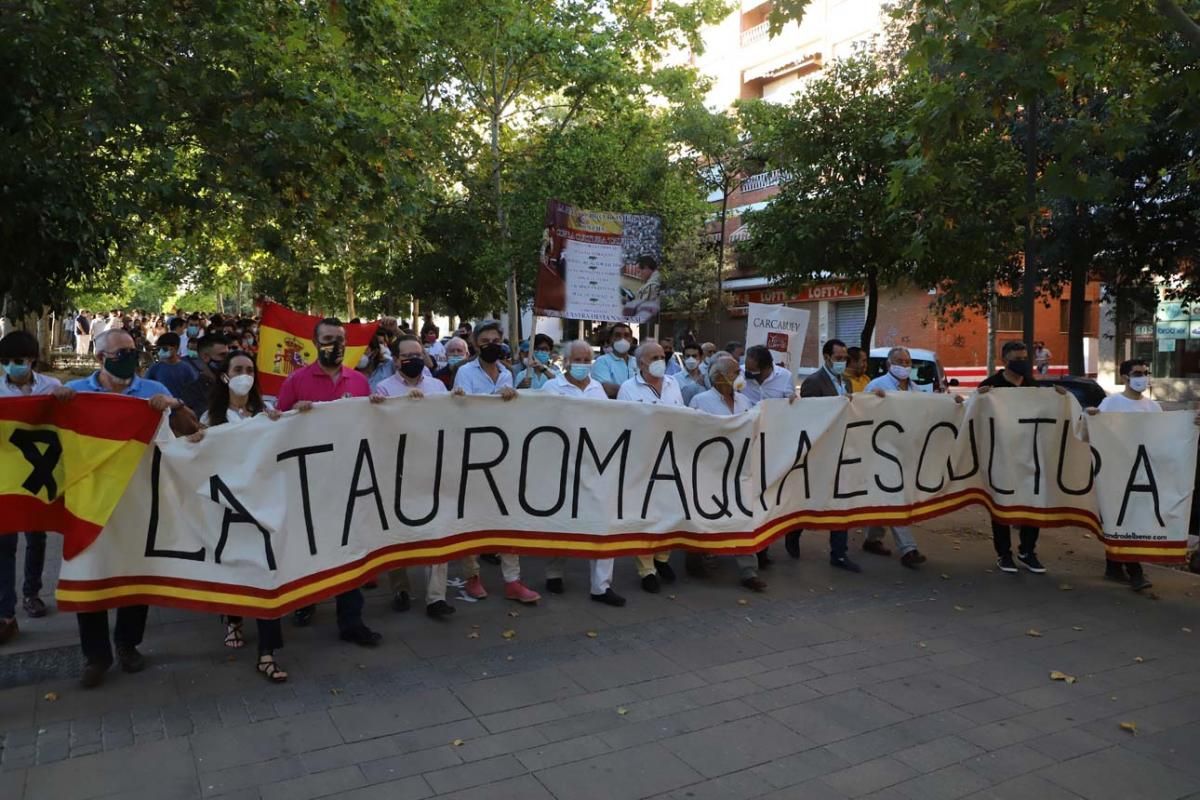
[256,654,288,683]
[224,621,245,649]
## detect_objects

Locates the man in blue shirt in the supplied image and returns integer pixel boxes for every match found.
[145,332,198,398]
[591,322,637,398]
[65,328,180,689]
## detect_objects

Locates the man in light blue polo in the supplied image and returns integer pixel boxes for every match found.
[65,327,180,689]
[591,322,637,398]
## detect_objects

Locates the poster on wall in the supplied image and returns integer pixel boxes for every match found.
[533,199,663,323]
[745,302,811,378]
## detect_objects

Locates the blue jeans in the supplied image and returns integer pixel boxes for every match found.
[0,532,47,619]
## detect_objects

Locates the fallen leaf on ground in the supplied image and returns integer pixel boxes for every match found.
[667,594,677,600]
[506,655,514,661]
[616,707,629,716]
[1119,721,1137,734]
[43,692,58,702]
[1183,627,1193,633]
[452,739,465,746]
[1026,629,1043,637]
[737,599,749,606]
[953,605,966,611]
[507,611,520,618]
[940,574,950,580]
[1059,584,1074,591]
[466,631,480,639]
[471,624,480,629]
[501,629,516,639]
[1072,626,1084,631]
[1134,656,1144,663]
[1049,670,1078,684]
[586,631,598,639]
[918,642,928,648]
[330,688,343,695]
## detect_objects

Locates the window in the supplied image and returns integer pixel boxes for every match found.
[996,297,1023,332]
[1059,300,1096,335]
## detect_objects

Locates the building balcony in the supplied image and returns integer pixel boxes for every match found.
[742,0,770,13]
[740,20,771,48]
[740,170,783,193]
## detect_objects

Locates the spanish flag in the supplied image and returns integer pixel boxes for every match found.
[255,301,377,396]
[0,394,162,558]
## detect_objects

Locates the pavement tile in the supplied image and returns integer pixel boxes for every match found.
[329,687,472,741]
[326,775,432,800]
[769,690,912,745]
[427,774,554,800]
[23,738,196,800]
[661,714,812,778]
[893,735,985,773]
[823,756,919,797]
[191,710,342,771]
[962,743,1056,783]
[750,747,853,790]
[894,764,991,800]
[359,745,461,784]
[258,765,365,800]
[649,770,776,800]
[423,754,527,795]
[515,734,612,772]
[1036,746,1200,800]
[535,742,703,800]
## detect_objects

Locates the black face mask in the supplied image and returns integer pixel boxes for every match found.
[317,342,345,367]
[399,357,425,378]
[103,350,139,381]
[1007,358,1031,378]
[479,343,503,364]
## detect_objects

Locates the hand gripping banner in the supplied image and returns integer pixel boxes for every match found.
[51,390,1197,615]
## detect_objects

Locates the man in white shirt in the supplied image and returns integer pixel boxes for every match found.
[689,355,766,592]
[540,341,625,606]
[1087,358,1161,591]
[452,320,541,604]
[372,335,455,618]
[617,341,682,591]
[0,331,74,644]
[741,345,796,405]
[592,323,637,398]
[676,342,707,405]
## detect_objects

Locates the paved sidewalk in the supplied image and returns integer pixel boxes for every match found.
[2,509,1200,800]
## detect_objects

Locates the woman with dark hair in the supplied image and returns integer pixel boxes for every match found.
[189,353,289,682]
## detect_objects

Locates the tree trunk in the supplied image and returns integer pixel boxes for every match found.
[715,184,730,318]
[1067,205,1087,375]
[345,269,357,319]
[862,266,878,349]
[1021,95,1039,355]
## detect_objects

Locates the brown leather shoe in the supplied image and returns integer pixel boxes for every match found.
[862,540,892,557]
[0,617,17,645]
[741,576,768,592]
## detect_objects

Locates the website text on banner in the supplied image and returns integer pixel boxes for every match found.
[51,391,1195,615]
[745,302,811,378]
[533,199,663,324]
[255,301,376,396]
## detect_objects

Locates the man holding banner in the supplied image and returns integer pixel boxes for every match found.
[276,317,383,646]
[592,323,638,399]
[741,345,797,405]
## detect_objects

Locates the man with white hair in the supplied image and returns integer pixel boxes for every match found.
[688,355,767,591]
[540,341,625,606]
[617,341,682,592]
[434,335,469,389]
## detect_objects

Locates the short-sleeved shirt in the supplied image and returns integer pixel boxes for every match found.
[741,366,795,405]
[0,372,62,397]
[846,373,870,394]
[514,364,560,391]
[676,372,706,405]
[453,358,514,396]
[689,387,753,416]
[1097,393,1160,413]
[145,359,199,398]
[616,372,684,406]
[540,373,607,399]
[591,353,636,387]
[375,374,448,398]
[66,371,171,399]
[364,358,396,391]
[275,361,370,411]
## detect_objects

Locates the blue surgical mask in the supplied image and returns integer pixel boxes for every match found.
[831,361,847,376]
[535,351,550,364]
[448,355,465,367]
[569,364,591,381]
[4,363,30,380]
[186,326,199,337]
[158,348,172,360]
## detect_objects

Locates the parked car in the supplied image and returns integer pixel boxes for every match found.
[1034,375,1107,408]
[867,347,957,393]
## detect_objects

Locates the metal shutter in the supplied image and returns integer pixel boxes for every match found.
[833,299,866,346]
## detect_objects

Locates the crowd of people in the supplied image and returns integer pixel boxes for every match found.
[0,309,1180,690]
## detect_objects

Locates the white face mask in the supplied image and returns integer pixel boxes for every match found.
[228,374,255,397]
[1128,375,1150,393]
[612,339,631,355]
[889,363,910,381]
[647,360,667,379]
[356,355,370,370]
[683,357,699,371]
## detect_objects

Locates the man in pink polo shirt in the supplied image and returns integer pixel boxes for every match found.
[276,317,382,647]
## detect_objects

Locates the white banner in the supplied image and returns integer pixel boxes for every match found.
[745,302,810,378]
[57,391,1196,615]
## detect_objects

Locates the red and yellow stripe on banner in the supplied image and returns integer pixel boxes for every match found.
[255,301,377,396]
[55,488,1109,616]
[0,394,161,559]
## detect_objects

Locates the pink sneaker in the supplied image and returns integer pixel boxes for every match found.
[504,580,541,604]
[465,575,488,599]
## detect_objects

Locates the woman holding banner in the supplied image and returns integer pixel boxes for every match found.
[189,353,290,683]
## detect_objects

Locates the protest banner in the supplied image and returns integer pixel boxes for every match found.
[37,390,1194,616]
[533,199,663,323]
[745,302,811,377]
[255,301,377,396]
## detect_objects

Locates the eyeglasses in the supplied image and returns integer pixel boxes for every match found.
[103,348,139,359]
